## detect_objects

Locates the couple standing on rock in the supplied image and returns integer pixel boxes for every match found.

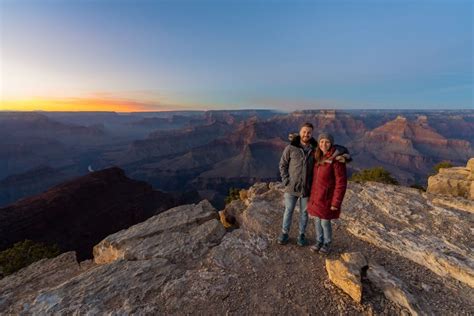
[278,122,349,254]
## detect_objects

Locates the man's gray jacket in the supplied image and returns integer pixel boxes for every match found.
[279,135,317,197]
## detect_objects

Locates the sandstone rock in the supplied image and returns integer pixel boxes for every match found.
[368,263,422,316]
[239,189,248,201]
[427,159,474,199]
[93,200,224,265]
[342,182,474,287]
[325,252,368,303]
[467,158,474,172]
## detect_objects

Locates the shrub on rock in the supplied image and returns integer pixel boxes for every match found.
[350,167,399,185]
[0,240,60,277]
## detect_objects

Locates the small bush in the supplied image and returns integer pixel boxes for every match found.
[0,240,61,277]
[350,167,399,185]
[224,187,241,205]
[433,161,454,174]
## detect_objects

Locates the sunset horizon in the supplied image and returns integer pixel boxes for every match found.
[1,0,472,112]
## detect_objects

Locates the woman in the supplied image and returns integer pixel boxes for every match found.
[307,133,347,254]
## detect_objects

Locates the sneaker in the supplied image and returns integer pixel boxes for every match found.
[319,243,331,254]
[297,233,308,247]
[310,243,323,252]
[277,233,289,245]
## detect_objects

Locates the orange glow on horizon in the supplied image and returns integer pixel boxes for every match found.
[0,97,174,112]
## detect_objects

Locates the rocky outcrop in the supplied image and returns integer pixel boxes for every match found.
[93,200,224,264]
[427,158,474,200]
[342,182,474,287]
[1,181,473,314]
[0,167,177,260]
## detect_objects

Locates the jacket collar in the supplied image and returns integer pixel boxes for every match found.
[324,146,336,157]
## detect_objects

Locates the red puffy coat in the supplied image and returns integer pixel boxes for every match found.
[308,147,348,220]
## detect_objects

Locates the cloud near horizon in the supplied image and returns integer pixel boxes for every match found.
[0,96,180,112]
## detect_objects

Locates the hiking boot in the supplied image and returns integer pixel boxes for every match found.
[310,243,323,252]
[297,233,308,247]
[319,243,331,254]
[277,233,289,245]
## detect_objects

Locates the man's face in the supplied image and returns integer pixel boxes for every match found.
[319,139,332,153]
[299,127,313,144]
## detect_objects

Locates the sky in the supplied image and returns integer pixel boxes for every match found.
[0,0,472,111]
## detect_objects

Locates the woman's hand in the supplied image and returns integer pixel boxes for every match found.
[330,206,338,211]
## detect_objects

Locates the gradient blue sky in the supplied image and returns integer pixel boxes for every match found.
[1,0,472,111]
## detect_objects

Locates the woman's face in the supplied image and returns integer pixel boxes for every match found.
[319,139,332,153]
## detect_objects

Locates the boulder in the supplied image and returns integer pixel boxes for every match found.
[325,252,368,303]
[467,158,474,172]
[93,200,224,265]
[427,158,474,199]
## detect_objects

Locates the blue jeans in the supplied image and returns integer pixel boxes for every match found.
[315,217,332,245]
[281,193,308,235]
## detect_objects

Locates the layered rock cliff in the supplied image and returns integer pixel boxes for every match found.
[1,180,472,314]
[352,115,473,184]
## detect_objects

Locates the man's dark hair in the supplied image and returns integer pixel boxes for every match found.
[300,122,314,130]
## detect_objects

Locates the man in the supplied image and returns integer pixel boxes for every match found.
[278,122,315,246]
[278,123,350,246]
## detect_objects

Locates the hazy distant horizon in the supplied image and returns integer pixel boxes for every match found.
[1,108,474,114]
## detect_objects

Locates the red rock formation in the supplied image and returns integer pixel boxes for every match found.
[357,115,473,176]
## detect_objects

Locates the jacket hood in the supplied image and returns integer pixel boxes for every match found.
[290,135,317,148]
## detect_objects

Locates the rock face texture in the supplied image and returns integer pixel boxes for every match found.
[93,200,225,265]
[1,181,473,314]
[0,252,94,313]
[343,182,474,288]
[0,167,177,260]
[427,158,474,200]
